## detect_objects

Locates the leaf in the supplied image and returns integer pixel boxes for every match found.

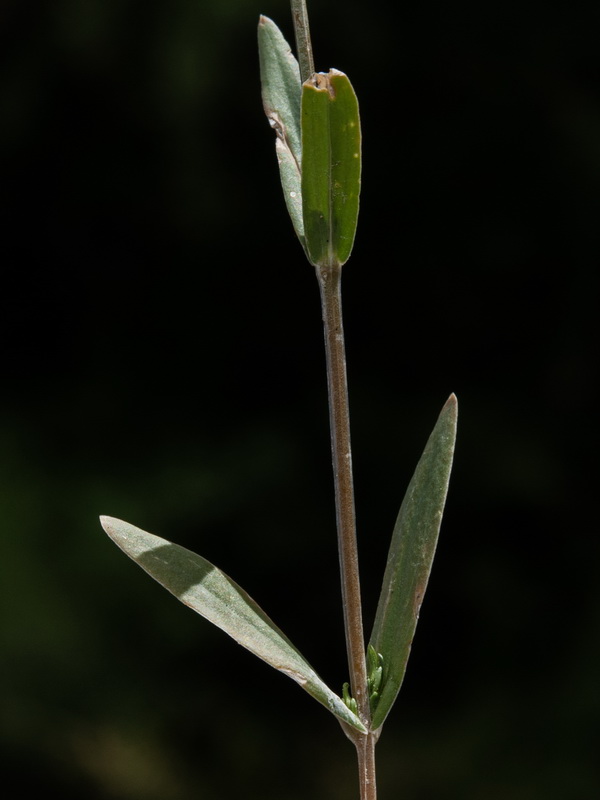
[258,16,304,247]
[100,516,366,733]
[301,69,361,267]
[369,394,458,730]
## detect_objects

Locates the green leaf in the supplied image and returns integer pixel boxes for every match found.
[369,394,458,730]
[301,69,361,267]
[100,516,366,733]
[258,16,304,247]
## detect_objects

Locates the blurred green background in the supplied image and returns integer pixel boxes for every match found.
[2,0,599,797]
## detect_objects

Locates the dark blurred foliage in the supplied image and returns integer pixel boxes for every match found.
[1,0,599,797]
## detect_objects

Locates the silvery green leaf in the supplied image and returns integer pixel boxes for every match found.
[101,516,366,733]
[258,16,304,246]
[369,394,458,730]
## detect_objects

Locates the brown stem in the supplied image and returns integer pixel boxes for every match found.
[317,264,377,799]
[290,0,315,82]
[356,733,378,800]
[316,263,370,726]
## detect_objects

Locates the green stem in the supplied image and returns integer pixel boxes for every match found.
[290,0,315,82]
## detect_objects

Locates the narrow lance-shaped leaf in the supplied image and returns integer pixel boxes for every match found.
[301,70,361,267]
[369,394,458,730]
[258,16,304,247]
[100,516,366,734]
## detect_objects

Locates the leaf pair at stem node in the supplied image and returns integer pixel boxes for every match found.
[101,393,457,735]
[258,15,361,268]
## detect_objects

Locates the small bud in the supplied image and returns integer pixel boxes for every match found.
[367,645,385,713]
[342,681,358,715]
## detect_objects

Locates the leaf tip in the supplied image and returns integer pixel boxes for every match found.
[445,392,458,409]
[99,515,124,542]
[442,393,458,425]
[99,514,113,531]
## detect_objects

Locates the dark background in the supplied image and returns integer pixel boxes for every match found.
[1,0,599,798]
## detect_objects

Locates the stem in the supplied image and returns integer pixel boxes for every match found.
[296,4,375,796]
[317,263,376,799]
[316,262,369,723]
[290,0,315,82]
[356,733,378,800]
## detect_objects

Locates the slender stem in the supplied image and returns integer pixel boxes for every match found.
[296,3,375,795]
[316,263,369,722]
[356,733,378,800]
[317,263,376,799]
[290,0,315,82]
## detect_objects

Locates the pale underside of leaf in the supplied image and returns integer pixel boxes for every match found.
[100,516,366,733]
[258,16,304,245]
[369,394,458,730]
[274,138,304,244]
